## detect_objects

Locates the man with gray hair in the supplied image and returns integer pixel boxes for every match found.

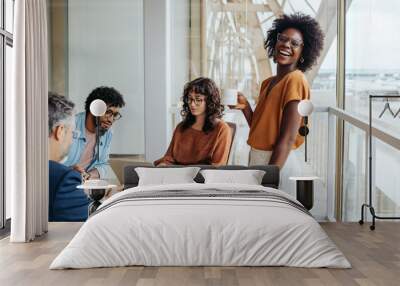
[49,92,90,221]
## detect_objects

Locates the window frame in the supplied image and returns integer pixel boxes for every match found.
[0,0,13,232]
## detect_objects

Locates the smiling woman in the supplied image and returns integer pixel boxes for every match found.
[230,13,324,195]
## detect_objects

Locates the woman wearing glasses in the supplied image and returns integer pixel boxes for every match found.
[231,13,324,192]
[155,77,232,166]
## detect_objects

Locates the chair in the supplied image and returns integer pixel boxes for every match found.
[226,122,237,161]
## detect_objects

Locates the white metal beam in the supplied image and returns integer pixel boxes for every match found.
[209,2,271,12]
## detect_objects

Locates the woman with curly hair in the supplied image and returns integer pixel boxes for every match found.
[154,77,232,166]
[232,13,324,171]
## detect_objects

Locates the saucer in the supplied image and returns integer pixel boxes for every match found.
[77,179,117,190]
[77,185,117,190]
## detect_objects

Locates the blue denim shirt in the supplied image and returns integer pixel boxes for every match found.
[64,112,113,178]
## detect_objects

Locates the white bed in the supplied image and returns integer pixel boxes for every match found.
[50,183,351,269]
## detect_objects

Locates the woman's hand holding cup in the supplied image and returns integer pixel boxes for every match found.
[228,91,249,110]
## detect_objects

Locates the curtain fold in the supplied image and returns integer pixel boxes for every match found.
[7,0,48,242]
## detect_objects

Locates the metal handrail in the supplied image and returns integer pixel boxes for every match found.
[327,106,400,151]
[171,104,400,151]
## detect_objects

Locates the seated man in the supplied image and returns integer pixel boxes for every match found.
[64,86,125,179]
[49,92,90,221]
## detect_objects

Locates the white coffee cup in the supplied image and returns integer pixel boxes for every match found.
[222,89,238,105]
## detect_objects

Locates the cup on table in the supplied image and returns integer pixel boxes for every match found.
[222,89,238,106]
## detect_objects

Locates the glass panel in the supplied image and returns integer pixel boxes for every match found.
[374,139,400,217]
[307,111,330,219]
[0,0,3,30]
[48,0,145,183]
[5,43,12,219]
[342,123,367,222]
[345,0,400,135]
[344,0,400,220]
[0,38,3,228]
[343,132,400,221]
[5,0,14,33]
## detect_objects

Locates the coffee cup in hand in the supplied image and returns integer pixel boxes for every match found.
[222,89,238,106]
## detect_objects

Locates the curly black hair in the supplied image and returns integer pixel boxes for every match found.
[264,13,324,72]
[84,86,125,114]
[180,77,224,133]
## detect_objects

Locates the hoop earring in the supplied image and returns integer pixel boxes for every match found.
[299,57,304,64]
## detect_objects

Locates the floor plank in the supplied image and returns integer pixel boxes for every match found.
[1,222,400,286]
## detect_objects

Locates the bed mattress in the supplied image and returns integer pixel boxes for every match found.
[50,183,350,269]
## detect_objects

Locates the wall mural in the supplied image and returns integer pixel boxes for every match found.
[48,0,339,222]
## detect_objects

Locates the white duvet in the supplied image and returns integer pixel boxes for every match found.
[50,183,351,269]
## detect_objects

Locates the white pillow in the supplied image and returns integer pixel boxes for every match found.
[200,169,266,185]
[135,167,201,186]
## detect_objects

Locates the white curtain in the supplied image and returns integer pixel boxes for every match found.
[7,0,48,242]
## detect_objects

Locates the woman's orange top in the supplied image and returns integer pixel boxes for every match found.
[154,120,232,166]
[247,70,310,151]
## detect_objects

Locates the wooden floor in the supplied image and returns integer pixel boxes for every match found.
[1,222,400,286]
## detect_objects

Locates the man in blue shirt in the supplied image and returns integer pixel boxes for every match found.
[48,93,90,221]
[64,86,125,179]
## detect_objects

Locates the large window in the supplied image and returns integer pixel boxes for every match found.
[343,0,400,221]
[1,0,14,231]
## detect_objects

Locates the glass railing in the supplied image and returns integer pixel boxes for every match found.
[329,107,400,222]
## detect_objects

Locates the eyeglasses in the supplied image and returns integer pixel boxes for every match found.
[104,109,122,121]
[277,33,303,49]
[187,97,205,106]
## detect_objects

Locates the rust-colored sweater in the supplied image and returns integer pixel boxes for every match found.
[154,121,232,166]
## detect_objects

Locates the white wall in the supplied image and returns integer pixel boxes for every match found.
[68,0,144,154]
[143,0,171,162]
[170,0,190,106]
[143,0,191,162]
